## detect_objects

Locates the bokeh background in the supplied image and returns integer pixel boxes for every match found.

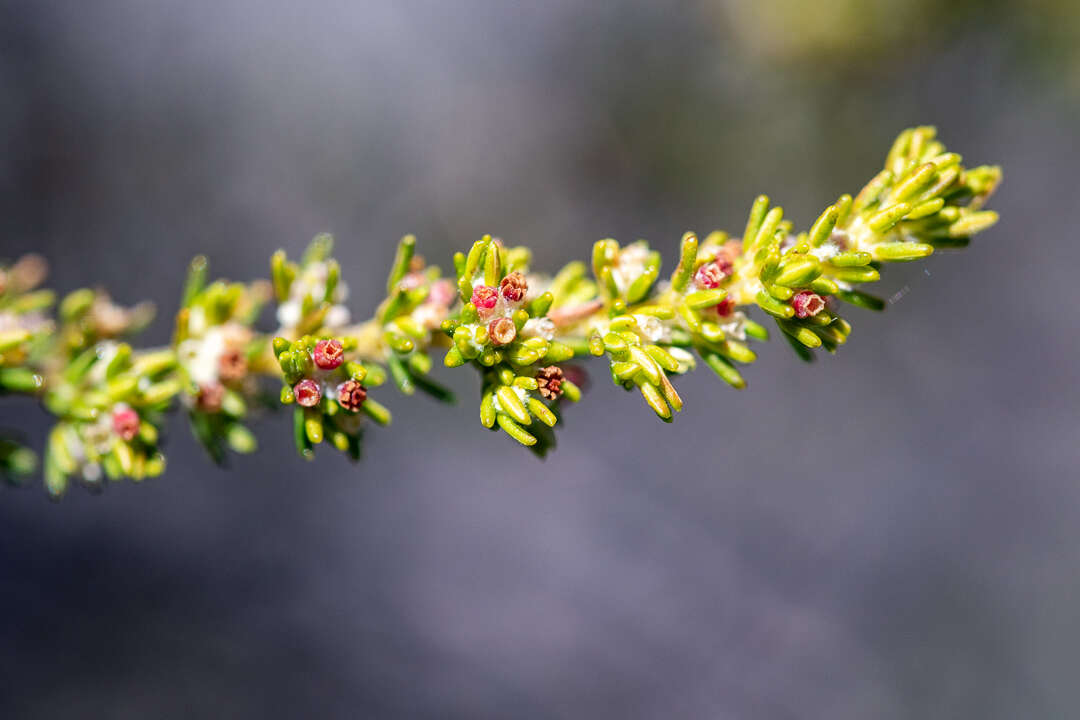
[1,1,1078,717]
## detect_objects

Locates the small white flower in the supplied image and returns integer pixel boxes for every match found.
[522,317,555,341]
[276,301,301,329]
[178,327,226,386]
[610,243,650,295]
[412,303,447,330]
[632,314,668,343]
[324,305,351,330]
[285,260,350,313]
[719,311,749,341]
[810,241,841,262]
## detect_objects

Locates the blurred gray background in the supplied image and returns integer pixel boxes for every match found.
[1,1,1078,717]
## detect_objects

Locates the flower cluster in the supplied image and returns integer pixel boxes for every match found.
[271,233,351,337]
[274,335,390,460]
[0,126,1002,496]
[440,235,579,450]
[174,256,272,462]
[41,343,177,496]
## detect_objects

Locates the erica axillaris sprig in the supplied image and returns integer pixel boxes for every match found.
[0,126,1001,496]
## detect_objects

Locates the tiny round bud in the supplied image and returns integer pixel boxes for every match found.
[471,285,499,317]
[218,348,248,382]
[337,379,367,412]
[499,272,528,303]
[111,405,140,442]
[196,382,225,412]
[313,338,344,370]
[694,261,727,290]
[294,378,322,407]
[488,317,517,346]
[535,365,565,400]
[791,291,825,319]
[714,298,736,317]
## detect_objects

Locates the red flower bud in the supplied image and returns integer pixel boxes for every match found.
[694,261,727,290]
[294,379,322,407]
[714,298,736,317]
[471,285,499,317]
[313,338,344,370]
[337,379,367,411]
[111,406,140,442]
[499,272,528,303]
[791,291,825,319]
[488,317,517,346]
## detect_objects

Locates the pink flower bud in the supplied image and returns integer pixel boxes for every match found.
[294,379,322,407]
[694,261,727,290]
[111,406,140,442]
[471,285,499,317]
[791,291,825,318]
[313,339,344,370]
[428,279,455,307]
